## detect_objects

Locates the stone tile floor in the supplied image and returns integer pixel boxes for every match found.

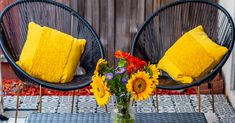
[1,94,235,123]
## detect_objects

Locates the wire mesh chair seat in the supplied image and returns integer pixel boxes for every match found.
[131,0,235,90]
[0,0,104,91]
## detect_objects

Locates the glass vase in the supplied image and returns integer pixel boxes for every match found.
[111,94,135,123]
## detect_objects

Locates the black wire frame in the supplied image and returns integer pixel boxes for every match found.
[0,0,105,91]
[131,0,235,90]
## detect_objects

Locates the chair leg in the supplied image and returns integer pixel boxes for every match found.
[208,83,215,112]
[71,90,75,113]
[131,98,135,106]
[38,85,42,113]
[197,86,201,112]
[156,88,159,112]
[212,90,215,112]
[15,84,21,123]
[104,104,108,113]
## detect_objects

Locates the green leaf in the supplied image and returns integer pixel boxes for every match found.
[118,59,126,68]
[145,66,153,77]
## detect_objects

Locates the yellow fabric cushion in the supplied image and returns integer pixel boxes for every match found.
[17,22,86,83]
[157,25,228,83]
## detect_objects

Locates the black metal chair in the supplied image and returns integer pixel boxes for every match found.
[0,0,104,121]
[131,0,235,112]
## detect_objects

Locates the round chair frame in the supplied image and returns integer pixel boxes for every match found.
[131,0,235,112]
[131,0,235,90]
[0,0,104,91]
[0,0,105,120]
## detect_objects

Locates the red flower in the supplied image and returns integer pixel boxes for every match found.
[115,50,147,74]
[115,50,130,59]
[127,56,147,71]
[127,63,135,74]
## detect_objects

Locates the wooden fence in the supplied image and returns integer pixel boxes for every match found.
[66,0,178,65]
[0,0,218,79]
[0,0,176,66]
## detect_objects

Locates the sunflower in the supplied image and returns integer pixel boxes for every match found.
[90,75,110,106]
[126,71,153,101]
[148,64,160,88]
[94,59,107,75]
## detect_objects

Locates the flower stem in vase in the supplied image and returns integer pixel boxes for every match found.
[113,94,134,123]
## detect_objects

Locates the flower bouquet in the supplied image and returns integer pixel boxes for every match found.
[90,51,159,123]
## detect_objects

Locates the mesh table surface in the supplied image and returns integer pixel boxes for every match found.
[25,113,207,123]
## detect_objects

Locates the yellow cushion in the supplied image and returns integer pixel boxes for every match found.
[157,25,228,83]
[17,22,86,83]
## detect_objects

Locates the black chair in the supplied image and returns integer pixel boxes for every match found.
[131,0,235,112]
[0,0,104,121]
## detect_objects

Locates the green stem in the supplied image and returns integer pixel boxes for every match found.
[115,94,132,119]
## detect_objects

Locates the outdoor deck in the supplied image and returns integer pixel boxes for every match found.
[1,94,235,123]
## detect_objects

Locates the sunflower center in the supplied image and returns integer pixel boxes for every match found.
[96,86,105,98]
[133,78,147,94]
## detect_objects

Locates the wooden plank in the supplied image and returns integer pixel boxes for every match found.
[85,0,92,25]
[62,0,70,6]
[145,0,153,19]
[92,0,100,35]
[160,0,173,7]
[77,0,85,16]
[115,0,131,53]
[129,0,138,42]
[107,0,115,66]
[70,0,78,12]
[136,0,145,28]
[115,0,139,65]
[152,0,161,62]
[153,0,160,12]
[99,0,108,63]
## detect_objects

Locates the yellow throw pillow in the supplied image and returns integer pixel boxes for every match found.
[17,22,86,83]
[157,25,228,83]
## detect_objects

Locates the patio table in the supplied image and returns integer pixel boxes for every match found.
[25,112,207,123]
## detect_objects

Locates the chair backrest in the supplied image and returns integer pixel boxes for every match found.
[0,0,104,90]
[131,1,235,89]
[0,0,104,75]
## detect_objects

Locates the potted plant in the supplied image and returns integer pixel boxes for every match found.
[90,51,159,123]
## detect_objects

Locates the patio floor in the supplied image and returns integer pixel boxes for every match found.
[1,94,235,123]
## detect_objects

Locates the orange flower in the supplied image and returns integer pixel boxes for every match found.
[115,50,130,59]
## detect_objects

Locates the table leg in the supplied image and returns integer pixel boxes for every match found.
[156,88,159,112]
